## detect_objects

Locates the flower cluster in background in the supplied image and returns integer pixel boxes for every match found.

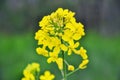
[21,63,55,80]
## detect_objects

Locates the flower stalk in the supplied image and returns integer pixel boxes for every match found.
[62,51,67,80]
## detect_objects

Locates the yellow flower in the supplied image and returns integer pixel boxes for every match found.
[40,71,55,80]
[22,74,35,80]
[21,63,40,80]
[62,29,74,42]
[62,22,84,41]
[79,47,88,59]
[68,41,79,55]
[79,59,89,69]
[47,51,58,63]
[75,47,88,59]
[36,47,48,57]
[72,22,85,40]
[39,16,51,30]
[60,44,68,51]
[35,8,88,71]
[68,65,75,71]
[35,30,49,45]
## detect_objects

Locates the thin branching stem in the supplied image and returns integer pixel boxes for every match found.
[66,68,80,77]
[64,59,70,66]
[61,70,64,78]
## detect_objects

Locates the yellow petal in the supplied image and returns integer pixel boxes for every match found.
[36,47,48,57]
[74,42,80,48]
[60,44,68,51]
[56,58,63,70]
[73,33,81,40]
[53,47,60,54]
[79,47,88,59]
[79,59,89,69]
[68,40,74,46]
[68,49,72,55]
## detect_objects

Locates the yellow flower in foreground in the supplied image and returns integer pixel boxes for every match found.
[79,59,89,69]
[35,8,89,70]
[40,71,55,80]
[68,65,75,71]
[36,47,48,57]
[68,41,79,55]
[21,63,40,80]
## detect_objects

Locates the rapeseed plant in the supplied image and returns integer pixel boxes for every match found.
[21,8,89,80]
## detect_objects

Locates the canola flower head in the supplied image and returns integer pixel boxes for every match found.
[35,8,89,70]
[40,71,55,80]
[21,63,40,80]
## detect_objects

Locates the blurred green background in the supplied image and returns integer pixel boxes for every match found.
[0,0,120,80]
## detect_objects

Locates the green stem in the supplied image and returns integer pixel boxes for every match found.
[35,71,39,80]
[62,51,67,80]
[64,60,69,66]
[66,68,79,77]
[61,70,64,78]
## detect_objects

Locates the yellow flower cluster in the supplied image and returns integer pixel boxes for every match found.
[21,63,40,80]
[35,8,89,70]
[21,63,55,80]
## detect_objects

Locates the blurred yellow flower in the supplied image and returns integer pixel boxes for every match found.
[21,63,40,80]
[40,71,55,80]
